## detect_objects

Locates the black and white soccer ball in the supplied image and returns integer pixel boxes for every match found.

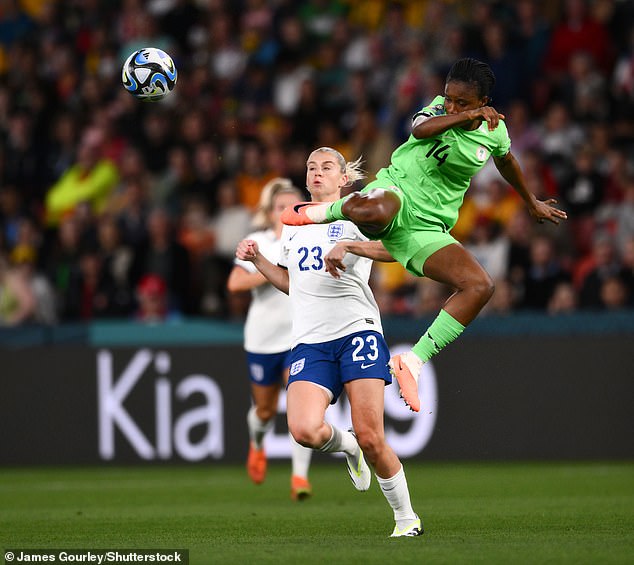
[121,47,177,102]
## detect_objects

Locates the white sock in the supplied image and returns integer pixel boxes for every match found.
[376,465,418,527]
[305,203,330,223]
[247,405,274,450]
[290,432,312,478]
[318,424,358,457]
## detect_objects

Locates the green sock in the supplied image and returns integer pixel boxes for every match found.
[326,197,348,221]
[412,309,465,363]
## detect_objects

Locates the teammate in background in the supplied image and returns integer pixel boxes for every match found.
[236,148,422,537]
[282,58,568,412]
[227,178,313,500]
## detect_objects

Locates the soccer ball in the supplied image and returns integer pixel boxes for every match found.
[121,47,177,102]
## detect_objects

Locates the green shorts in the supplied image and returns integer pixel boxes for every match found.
[359,179,459,277]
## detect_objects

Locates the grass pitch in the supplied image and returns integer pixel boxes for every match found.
[1,462,632,565]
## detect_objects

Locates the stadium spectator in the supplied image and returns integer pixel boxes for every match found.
[619,236,634,306]
[473,20,522,111]
[511,0,552,90]
[562,50,608,123]
[596,175,634,254]
[134,272,181,323]
[60,244,118,321]
[0,185,26,251]
[504,209,534,293]
[41,216,82,317]
[543,0,615,83]
[44,126,119,228]
[10,243,57,325]
[96,214,135,317]
[599,274,630,310]
[522,234,571,310]
[3,110,47,216]
[537,101,585,176]
[130,206,193,315]
[235,140,278,210]
[0,253,36,325]
[153,145,195,215]
[202,179,253,318]
[189,140,227,211]
[112,177,151,249]
[577,232,623,309]
[547,281,578,315]
[560,144,607,255]
[464,216,509,282]
[137,109,174,177]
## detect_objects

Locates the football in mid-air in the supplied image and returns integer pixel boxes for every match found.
[121,47,177,102]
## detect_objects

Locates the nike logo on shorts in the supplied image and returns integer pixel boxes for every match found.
[360,362,376,369]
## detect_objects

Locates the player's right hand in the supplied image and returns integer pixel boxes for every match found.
[236,239,259,261]
[467,106,505,131]
[324,242,349,279]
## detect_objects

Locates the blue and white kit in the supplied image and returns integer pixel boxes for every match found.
[279,221,392,401]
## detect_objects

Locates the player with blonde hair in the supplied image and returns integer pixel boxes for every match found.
[227,177,313,500]
[236,148,422,537]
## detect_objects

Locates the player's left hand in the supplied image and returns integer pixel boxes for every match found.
[324,243,349,279]
[530,198,568,225]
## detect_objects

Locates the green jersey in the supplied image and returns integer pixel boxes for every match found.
[375,95,511,230]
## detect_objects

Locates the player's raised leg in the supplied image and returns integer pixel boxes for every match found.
[392,243,493,411]
[281,188,400,234]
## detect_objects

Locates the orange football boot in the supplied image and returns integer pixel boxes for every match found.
[389,354,421,412]
[281,202,322,226]
[290,475,312,501]
[247,443,267,484]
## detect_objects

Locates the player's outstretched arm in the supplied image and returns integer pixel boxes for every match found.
[493,152,568,225]
[324,241,395,279]
[413,106,505,139]
[235,239,290,294]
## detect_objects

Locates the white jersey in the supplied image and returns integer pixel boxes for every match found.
[234,229,292,354]
[279,221,383,348]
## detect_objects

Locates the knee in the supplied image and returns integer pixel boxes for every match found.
[256,405,276,421]
[469,271,495,303]
[355,427,384,462]
[288,423,319,449]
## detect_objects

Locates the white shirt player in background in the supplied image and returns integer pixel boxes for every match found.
[227,178,313,501]
[235,148,423,537]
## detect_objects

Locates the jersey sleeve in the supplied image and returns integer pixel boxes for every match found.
[412,95,446,123]
[234,257,257,273]
[278,225,291,268]
[492,119,512,157]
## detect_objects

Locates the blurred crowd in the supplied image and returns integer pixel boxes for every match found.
[0,0,633,326]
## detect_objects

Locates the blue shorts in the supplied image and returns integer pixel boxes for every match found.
[288,330,392,404]
[247,350,292,386]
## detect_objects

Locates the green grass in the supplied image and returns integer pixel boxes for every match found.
[1,462,633,564]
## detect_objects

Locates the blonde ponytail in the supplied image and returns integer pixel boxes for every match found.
[311,147,366,187]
